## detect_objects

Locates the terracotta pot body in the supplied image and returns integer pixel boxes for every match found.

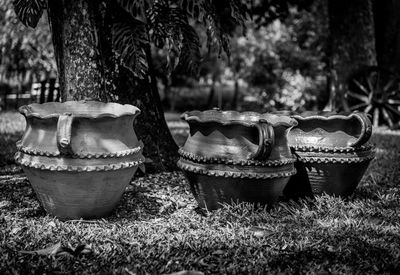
[284,111,375,198]
[15,101,145,220]
[178,110,297,210]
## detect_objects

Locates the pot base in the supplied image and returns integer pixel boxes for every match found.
[23,166,137,220]
[284,147,374,198]
[183,171,290,210]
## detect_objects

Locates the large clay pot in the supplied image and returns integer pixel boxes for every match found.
[15,101,145,220]
[284,111,375,198]
[177,109,298,210]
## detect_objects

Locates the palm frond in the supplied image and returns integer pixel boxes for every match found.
[116,0,154,20]
[148,1,187,75]
[112,19,149,78]
[13,0,46,28]
[178,0,207,21]
[177,23,201,76]
[200,0,250,59]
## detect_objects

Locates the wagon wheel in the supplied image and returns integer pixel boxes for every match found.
[346,67,400,128]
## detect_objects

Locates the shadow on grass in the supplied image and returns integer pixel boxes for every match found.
[113,184,164,220]
[0,175,46,218]
[0,133,20,167]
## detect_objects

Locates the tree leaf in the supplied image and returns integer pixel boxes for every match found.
[13,0,46,28]
[112,18,149,79]
[20,242,62,256]
[179,0,207,21]
[176,23,201,76]
[148,1,200,76]
[116,0,154,20]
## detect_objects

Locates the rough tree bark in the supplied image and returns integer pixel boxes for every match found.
[47,0,178,172]
[327,0,377,111]
[47,0,108,101]
[373,0,400,73]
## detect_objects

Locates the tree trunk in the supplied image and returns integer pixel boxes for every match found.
[48,0,178,172]
[373,0,400,73]
[39,79,46,104]
[47,0,108,101]
[231,78,239,110]
[327,0,377,111]
[47,78,56,102]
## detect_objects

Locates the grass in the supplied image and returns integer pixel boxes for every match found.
[0,111,399,274]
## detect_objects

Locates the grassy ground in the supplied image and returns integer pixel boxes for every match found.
[0,111,399,274]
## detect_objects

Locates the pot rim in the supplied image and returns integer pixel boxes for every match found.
[181,109,297,127]
[289,111,368,120]
[19,100,141,119]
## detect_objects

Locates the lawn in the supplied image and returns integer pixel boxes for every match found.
[0,111,399,274]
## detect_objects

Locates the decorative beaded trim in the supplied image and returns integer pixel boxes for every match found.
[16,140,142,159]
[291,144,374,153]
[296,154,375,164]
[178,148,296,166]
[177,160,296,179]
[14,152,144,172]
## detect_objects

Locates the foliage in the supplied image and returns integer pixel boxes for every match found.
[12,0,254,79]
[0,0,55,88]
[12,0,46,28]
[0,111,399,273]
[169,0,328,112]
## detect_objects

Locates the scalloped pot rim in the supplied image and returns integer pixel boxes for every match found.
[19,101,141,119]
[181,110,297,127]
[290,111,366,120]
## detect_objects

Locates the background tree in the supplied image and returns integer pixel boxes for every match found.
[373,0,400,73]
[327,0,377,110]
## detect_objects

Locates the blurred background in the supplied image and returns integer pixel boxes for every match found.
[0,0,327,113]
[1,0,400,129]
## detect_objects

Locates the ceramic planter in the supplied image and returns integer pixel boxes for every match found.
[177,109,298,210]
[15,101,145,220]
[284,111,375,198]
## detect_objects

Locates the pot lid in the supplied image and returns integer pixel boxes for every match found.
[19,101,140,119]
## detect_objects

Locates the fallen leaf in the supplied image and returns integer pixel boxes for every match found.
[212,250,224,255]
[20,242,62,256]
[10,227,22,235]
[167,271,204,275]
[249,226,273,238]
[0,200,10,208]
[124,267,136,275]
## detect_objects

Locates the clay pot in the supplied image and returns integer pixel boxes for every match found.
[284,111,375,198]
[15,101,145,220]
[177,109,298,210]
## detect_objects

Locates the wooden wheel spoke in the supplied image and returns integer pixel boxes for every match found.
[347,91,369,103]
[352,79,370,95]
[381,108,394,128]
[383,78,396,92]
[366,73,375,94]
[364,105,373,114]
[349,102,368,111]
[387,99,400,105]
[373,107,379,127]
[385,104,400,118]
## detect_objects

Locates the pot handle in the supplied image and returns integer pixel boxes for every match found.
[57,112,74,155]
[349,111,372,147]
[251,119,275,160]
